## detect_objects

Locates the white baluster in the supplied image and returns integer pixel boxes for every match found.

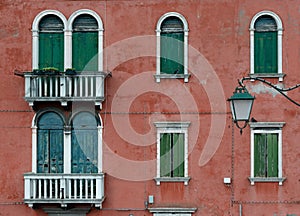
[80,179,83,199]
[49,179,52,199]
[85,179,88,199]
[38,179,42,199]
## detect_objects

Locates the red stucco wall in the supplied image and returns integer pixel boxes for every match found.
[0,0,300,215]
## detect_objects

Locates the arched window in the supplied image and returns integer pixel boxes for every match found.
[32,10,67,71]
[155,12,189,83]
[71,112,99,173]
[38,15,64,71]
[250,11,283,81]
[68,9,104,72]
[72,14,98,71]
[160,17,184,75]
[37,112,64,173]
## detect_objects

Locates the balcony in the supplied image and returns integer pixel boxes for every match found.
[23,71,109,107]
[24,173,105,208]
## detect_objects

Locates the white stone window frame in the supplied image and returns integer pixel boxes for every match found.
[32,9,104,71]
[31,109,103,174]
[249,11,284,81]
[155,12,190,83]
[249,122,285,185]
[154,122,190,185]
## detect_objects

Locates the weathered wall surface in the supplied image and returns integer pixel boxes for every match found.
[0,0,299,215]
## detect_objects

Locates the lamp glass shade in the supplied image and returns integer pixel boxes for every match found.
[228,87,255,122]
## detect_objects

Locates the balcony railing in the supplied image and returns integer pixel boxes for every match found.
[24,71,108,107]
[24,173,105,208]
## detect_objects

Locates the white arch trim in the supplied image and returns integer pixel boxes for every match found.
[250,10,283,31]
[155,12,189,83]
[67,9,104,71]
[156,11,189,32]
[32,10,68,70]
[249,11,284,81]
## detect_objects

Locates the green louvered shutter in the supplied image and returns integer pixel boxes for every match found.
[72,32,98,71]
[254,133,278,177]
[37,112,64,173]
[160,33,184,74]
[38,15,64,71]
[172,133,184,177]
[267,134,278,177]
[254,134,267,177]
[71,112,98,173]
[254,32,277,73]
[72,14,98,72]
[160,133,171,177]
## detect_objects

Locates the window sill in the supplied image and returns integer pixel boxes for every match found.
[154,73,190,83]
[248,73,286,82]
[154,177,190,185]
[248,177,286,186]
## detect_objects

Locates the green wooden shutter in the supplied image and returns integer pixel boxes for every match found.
[72,32,98,71]
[254,31,277,73]
[254,133,278,177]
[160,32,184,74]
[160,133,171,177]
[254,134,267,177]
[267,134,278,177]
[39,32,64,71]
[172,133,184,177]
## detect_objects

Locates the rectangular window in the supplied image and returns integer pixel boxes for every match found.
[254,133,278,177]
[154,122,190,185]
[249,122,285,185]
[160,133,184,177]
[254,31,277,73]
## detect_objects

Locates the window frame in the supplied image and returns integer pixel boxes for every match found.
[249,122,285,185]
[249,11,284,81]
[155,12,189,83]
[154,122,190,185]
[31,109,103,174]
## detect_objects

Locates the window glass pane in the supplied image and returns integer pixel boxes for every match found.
[254,15,277,32]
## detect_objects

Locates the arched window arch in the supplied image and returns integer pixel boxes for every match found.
[155,12,189,83]
[250,11,283,81]
[70,112,101,173]
[32,10,67,71]
[68,9,104,72]
[36,111,64,173]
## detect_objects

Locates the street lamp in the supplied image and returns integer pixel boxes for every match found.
[228,85,255,134]
[228,77,300,134]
